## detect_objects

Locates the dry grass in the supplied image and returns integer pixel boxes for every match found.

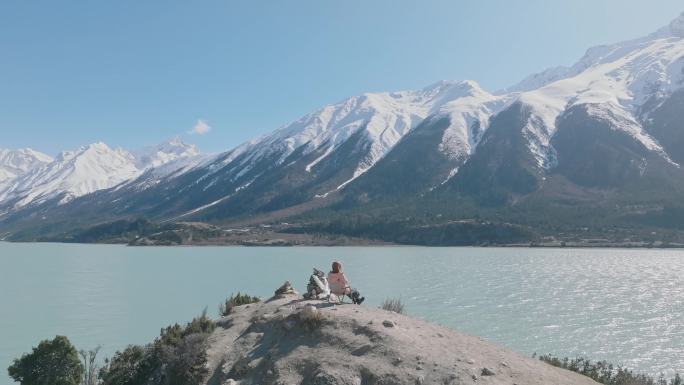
[300,306,323,330]
[381,298,405,314]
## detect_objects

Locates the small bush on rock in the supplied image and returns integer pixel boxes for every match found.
[381,298,405,314]
[538,354,682,385]
[220,292,261,316]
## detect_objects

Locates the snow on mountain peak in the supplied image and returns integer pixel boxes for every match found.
[133,136,200,169]
[208,82,486,178]
[223,82,488,187]
[523,34,684,117]
[499,17,684,168]
[0,142,141,207]
[505,11,684,95]
[20,148,52,163]
[668,12,684,37]
[435,85,511,160]
[422,80,480,94]
[0,136,208,210]
[0,148,53,182]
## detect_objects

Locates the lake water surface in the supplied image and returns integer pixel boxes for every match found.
[1,242,683,384]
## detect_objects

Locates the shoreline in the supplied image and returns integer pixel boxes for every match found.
[3,239,684,249]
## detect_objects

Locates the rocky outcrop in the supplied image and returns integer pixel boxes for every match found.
[203,295,598,385]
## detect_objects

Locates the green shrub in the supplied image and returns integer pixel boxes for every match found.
[162,333,210,385]
[219,292,260,316]
[99,310,216,385]
[538,354,681,385]
[98,345,157,385]
[7,336,84,385]
[183,308,216,335]
[156,309,215,385]
[381,298,405,314]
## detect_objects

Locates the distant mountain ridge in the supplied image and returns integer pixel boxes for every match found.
[0,149,52,183]
[132,136,200,169]
[2,11,684,245]
[0,138,205,211]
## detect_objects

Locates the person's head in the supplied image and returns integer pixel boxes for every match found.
[331,261,342,274]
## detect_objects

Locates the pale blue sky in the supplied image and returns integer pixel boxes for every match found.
[1,1,682,155]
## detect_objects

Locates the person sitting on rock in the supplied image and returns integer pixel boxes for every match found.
[328,261,364,304]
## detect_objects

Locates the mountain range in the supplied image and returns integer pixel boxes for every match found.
[2,12,684,246]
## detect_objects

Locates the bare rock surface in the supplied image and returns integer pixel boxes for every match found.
[204,295,598,385]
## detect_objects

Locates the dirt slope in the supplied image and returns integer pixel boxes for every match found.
[203,295,598,385]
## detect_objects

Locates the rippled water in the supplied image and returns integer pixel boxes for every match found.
[1,243,683,384]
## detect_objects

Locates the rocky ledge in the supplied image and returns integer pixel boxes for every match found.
[202,295,597,385]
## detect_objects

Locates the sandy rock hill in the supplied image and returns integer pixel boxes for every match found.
[204,295,598,385]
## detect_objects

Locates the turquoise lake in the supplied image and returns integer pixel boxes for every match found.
[1,242,683,384]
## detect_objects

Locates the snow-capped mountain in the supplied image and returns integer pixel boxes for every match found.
[220,79,493,191]
[172,10,684,209]
[342,13,684,198]
[0,149,52,182]
[2,11,684,242]
[506,12,684,96]
[132,136,200,170]
[0,138,204,210]
[444,13,684,201]
[0,143,140,207]
[433,80,510,161]
[504,13,684,169]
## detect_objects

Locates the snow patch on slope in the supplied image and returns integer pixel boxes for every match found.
[435,81,512,160]
[585,103,675,165]
[172,194,232,221]
[441,167,460,185]
[305,146,334,172]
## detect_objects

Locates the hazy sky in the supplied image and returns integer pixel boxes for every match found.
[1,1,683,155]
